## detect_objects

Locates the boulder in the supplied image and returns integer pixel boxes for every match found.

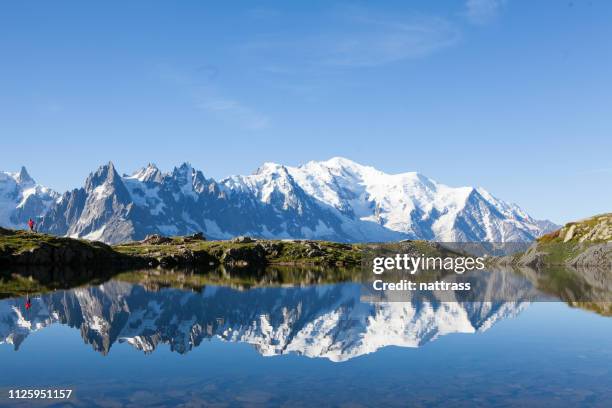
[261,242,282,257]
[142,234,172,245]
[222,244,266,266]
[306,249,324,257]
[304,241,321,250]
[232,236,256,244]
[185,232,206,241]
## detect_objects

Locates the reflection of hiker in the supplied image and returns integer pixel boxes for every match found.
[27,218,35,232]
[25,296,31,311]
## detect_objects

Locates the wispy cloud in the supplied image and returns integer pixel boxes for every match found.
[323,16,460,67]
[464,0,507,25]
[242,9,461,69]
[155,64,270,131]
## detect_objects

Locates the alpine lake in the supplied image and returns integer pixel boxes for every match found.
[0,263,611,408]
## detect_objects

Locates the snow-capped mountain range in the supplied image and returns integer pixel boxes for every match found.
[0,273,534,361]
[0,158,556,244]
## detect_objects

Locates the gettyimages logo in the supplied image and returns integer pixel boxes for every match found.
[372,253,486,275]
[369,253,486,293]
[360,242,548,303]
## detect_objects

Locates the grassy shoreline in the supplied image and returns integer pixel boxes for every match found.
[3,213,609,270]
[0,228,364,269]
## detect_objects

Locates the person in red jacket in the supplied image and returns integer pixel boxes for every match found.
[25,297,32,310]
[27,218,35,232]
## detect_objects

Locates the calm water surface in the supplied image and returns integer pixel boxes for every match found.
[0,269,611,407]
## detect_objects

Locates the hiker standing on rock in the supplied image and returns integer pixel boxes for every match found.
[27,218,35,232]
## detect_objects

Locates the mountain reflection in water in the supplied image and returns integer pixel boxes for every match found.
[1,264,610,363]
[0,269,544,361]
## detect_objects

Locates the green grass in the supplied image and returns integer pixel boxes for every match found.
[114,239,364,266]
[535,242,582,265]
[0,229,60,253]
[0,228,112,255]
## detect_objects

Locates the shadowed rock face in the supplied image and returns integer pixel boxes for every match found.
[3,159,555,244]
[0,270,536,361]
[38,162,347,244]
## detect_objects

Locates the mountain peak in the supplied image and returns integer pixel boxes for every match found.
[103,161,120,180]
[129,163,162,183]
[254,162,288,176]
[104,161,117,174]
[15,166,34,185]
[303,157,388,180]
[172,162,195,178]
[85,161,124,192]
[311,157,368,172]
[324,156,359,166]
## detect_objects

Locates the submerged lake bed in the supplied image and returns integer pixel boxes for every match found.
[0,266,611,407]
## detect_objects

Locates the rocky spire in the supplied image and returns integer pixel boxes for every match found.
[15,166,34,184]
[83,161,131,203]
[131,163,162,183]
[85,162,119,190]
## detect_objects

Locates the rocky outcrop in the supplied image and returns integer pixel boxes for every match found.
[221,244,266,267]
[0,229,141,269]
[495,214,612,269]
[141,234,173,245]
[541,213,612,244]
[569,243,612,268]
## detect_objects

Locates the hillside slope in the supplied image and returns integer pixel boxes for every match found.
[504,213,611,268]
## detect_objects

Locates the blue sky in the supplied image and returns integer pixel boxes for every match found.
[1,0,610,224]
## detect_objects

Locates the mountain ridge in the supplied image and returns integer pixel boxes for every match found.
[0,158,557,244]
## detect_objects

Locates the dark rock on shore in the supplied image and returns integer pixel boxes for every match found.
[222,244,266,267]
[0,228,145,269]
[142,234,173,245]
